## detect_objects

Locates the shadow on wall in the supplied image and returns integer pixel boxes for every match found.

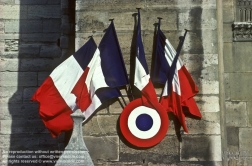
[179,4,219,164]
[6,0,75,165]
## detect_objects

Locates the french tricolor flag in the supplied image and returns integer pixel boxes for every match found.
[32,21,129,137]
[152,19,202,133]
[134,9,159,106]
[81,21,129,121]
[31,37,98,137]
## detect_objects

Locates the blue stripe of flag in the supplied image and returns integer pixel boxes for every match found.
[96,21,129,104]
[99,21,129,88]
[136,10,149,75]
[95,87,121,104]
[73,37,97,70]
[151,27,170,84]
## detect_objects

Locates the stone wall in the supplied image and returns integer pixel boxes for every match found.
[223,0,252,165]
[76,0,222,165]
[3,0,252,165]
[0,0,74,165]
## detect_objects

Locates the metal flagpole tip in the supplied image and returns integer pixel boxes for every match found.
[136,7,141,11]
[157,17,163,20]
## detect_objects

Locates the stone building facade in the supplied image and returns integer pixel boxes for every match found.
[0,0,251,165]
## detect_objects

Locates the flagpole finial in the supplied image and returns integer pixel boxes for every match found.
[136,8,141,12]
[157,17,162,30]
[109,18,114,22]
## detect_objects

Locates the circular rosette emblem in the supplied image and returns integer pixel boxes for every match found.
[119,98,169,148]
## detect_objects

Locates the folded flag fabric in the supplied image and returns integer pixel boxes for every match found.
[77,21,129,121]
[133,10,160,107]
[31,37,98,137]
[32,21,129,137]
[152,21,202,133]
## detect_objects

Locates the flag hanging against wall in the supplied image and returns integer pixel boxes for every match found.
[32,21,129,137]
[78,20,129,122]
[151,19,202,133]
[120,9,169,148]
[31,37,98,137]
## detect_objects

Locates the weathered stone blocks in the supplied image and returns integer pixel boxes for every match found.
[0,58,19,71]
[194,95,219,112]
[226,101,247,127]
[43,19,61,33]
[0,103,39,120]
[222,0,234,23]
[83,115,119,136]
[0,5,27,19]
[0,119,46,134]
[0,21,4,33]
[38,72,50,85]
[109,97,129,114]
[0,86,23,103]
[84,136,119,162]
[239,128,252,156]
[20,58,55,71]
[23,87,37,102]
[233,42,252,72]
[223,23,233,42]
[20,33,61,43]
[229,73,252,101]
[27,5,61,19]
[5,20,43,33]
[60,36,69,49]
[0,72,37,86]
[186,118,220,134]
[120,136,179,164]
[180,135,222,161]
[226,126,239,147]
[15,0,48,5]
[76,11,109,32]
[40,45,61,58]
[4,39,18,52]
[178,8,217,31]
[248,102,252,127]
[18,44,40,58]
[76,0,145,11]
[0,0,14,5]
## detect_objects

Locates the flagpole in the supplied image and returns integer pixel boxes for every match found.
[157,17,162,30]
[156,17,164,102]
[166,29,189,96]
[176,29,189,53]
[116,88,127,107]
